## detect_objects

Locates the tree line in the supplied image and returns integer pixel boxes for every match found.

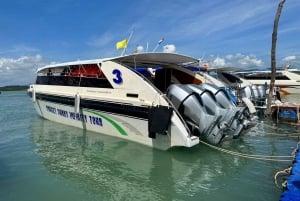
[0,85,29,91]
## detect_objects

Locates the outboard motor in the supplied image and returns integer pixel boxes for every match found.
[195,83,245,138]
[239,85,266,106]
[239,85,252,100]
[250,85,266,106]
[207,83,258,125]
[166,84,226,144]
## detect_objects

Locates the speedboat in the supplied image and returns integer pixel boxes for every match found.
[234,67,300,95]
[197,66,267,107]
[214,70,267,106]
[28,52,254,149]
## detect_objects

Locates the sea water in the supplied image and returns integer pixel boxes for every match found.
[0,91,299,201]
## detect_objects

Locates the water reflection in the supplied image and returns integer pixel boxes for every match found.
[31,117,258,200]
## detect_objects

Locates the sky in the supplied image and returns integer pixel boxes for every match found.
[0,0,299,86]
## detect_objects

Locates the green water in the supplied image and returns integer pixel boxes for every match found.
[0,91,299,201]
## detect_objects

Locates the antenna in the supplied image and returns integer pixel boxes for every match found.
[152,37,164,52]
[146,42,149,52]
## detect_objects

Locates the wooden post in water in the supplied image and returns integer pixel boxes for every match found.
[265,0,286,116]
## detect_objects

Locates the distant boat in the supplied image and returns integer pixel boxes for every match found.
[234,67,300,95]
[204,67,268,107]
[27,52,256,150]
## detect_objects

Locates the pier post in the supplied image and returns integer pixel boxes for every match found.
[266,0,286,116]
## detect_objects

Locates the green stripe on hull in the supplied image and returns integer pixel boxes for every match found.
[84,109,127,136]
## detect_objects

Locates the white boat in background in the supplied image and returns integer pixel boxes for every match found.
[234,67,300,95]
[201,67,267,107]
[28,52,256,150]
[213,70,267,106]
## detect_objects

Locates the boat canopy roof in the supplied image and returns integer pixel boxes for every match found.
[37,53,200,72]
[109,52,199,68]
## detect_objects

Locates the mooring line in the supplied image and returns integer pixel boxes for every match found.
[274,167,291,188]
[199,140,293,162]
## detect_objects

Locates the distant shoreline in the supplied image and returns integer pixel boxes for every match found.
[0,85,29,91]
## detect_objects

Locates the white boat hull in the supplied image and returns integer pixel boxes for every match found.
[246,80,300,95]
[235,69,300,95]
[30,89,199,150]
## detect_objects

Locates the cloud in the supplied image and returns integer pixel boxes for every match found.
[152,1,275,40]
[212,57,226,67]
[0,55,50,86]
[282,55,296,61]
[210,53,264,68]
[87,32,115,47]
[0,45,39,55]
[280,55,300,67]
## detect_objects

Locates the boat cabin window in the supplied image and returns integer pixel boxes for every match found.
[221,72,242,84]
[237,72,290,80]
[69,64,104,78]
[293,71,300,75]
[35,63,113,88]
[132,66,202,92]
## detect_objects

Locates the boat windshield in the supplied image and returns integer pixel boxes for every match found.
[35,63,112,88]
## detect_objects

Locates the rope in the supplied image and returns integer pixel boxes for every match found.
[277,104,280,123]
[297,105,300,122]
[273,142,300,188]
[292,141,300,156]
[199,140,293,162]
[274,167,291,188]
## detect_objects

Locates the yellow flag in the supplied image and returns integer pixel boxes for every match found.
[116,39,128,49]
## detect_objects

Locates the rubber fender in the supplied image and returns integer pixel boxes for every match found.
[287,175,300,191]
[279,110,297,120]
[291,166,300,175]
[293,159,300,165]
[295,154,300,160]
[291,161,299,166]
[280,190,300,201]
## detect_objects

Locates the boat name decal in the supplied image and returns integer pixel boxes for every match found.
[45,105,127,136]
[112,69,123,84]
[45,105,103,126]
